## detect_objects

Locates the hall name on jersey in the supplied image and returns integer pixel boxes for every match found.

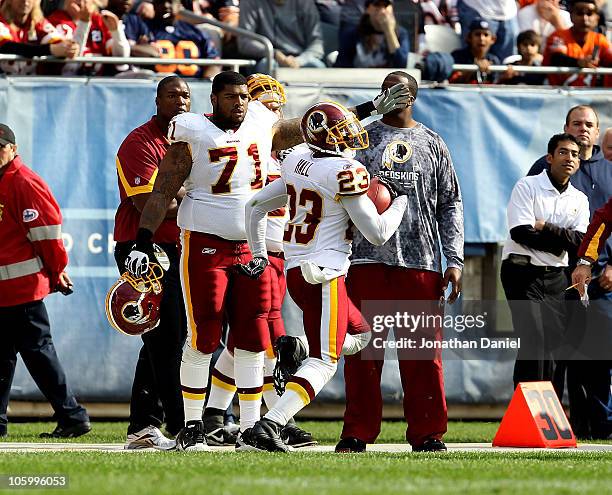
[295,159,314,177]
[380,169,419,184]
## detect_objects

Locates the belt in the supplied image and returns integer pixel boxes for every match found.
[506,254,564,272]
[0,257,43,281]
[267,251,285,260]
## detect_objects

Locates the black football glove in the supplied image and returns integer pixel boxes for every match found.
[235,256,269,279]
[125,228,155,277]
[376,175,405,200]
[273,336,308,396]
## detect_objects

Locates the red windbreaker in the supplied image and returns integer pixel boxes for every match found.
[0,156,68,307]
[577,196,612,262]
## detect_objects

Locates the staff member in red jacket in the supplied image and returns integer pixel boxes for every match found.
[0,124,90,438]
[572,196,612,295]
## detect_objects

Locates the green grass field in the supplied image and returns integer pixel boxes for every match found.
[1,422,611,495]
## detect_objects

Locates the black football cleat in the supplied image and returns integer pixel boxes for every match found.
[335,437,366,453]
[412,439,447,452]
[273,336,307,395]
[203,413,239,446]
[243,418,290,452]
[39,421,91,439]
[175,420,209,451]
[281,422,317,447]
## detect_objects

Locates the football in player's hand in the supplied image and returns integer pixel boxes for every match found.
[367,176,392,213]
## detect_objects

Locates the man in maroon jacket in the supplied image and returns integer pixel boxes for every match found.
[0,123,90,438]
[572,196,612,295]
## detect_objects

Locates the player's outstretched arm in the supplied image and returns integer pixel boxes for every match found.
[139,142,192,234]
[341,193,407,246]
[352,82,413,120]
[271,117,304,152]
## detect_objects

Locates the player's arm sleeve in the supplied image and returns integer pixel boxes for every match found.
[168,113,200,162]
[435,139,464,270]
[116,137,160,197]
[342,194,407,246]
[295,2,324,65]
[577,197,612,261]
[245,178,289,259]
[17,180,68,287]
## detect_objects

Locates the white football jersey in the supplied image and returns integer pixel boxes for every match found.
[170,101,278,240]
[281,147,370,272]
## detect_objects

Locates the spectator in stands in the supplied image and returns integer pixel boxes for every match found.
[544,0,611,86]
[450,17,499,83]
[238,0,325,72]
[517,0,572,50]
[339,0,367,36]
[498,29,546,84]
[145,0,220,78]
[602,127,612,161]
[457,0,519,61]
[420,0,459,28]
[0,0,78,74]
[106,0,160,58]
[193,0,240,58]
[335,0,409,68]
[48,0,130,75]
[316,0,342,26]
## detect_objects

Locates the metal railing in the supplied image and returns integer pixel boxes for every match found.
[0,54,255,73]
[452,64,612,75]
[0,7,275,76]
[177,8,275,77]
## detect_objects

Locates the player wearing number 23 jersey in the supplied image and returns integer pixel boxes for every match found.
[241,102,407,452]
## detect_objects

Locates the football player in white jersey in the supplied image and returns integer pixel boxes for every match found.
[202,73,315,448]
[124,71,412,451]
[238,102,408,452]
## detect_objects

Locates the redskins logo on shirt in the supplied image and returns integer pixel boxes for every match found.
[382,140,412,170]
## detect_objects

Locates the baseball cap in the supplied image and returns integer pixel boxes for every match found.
[468,18,492,33]
[0,124,15,146]
[366,0,393,7]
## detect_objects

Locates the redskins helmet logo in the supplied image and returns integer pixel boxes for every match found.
[307,110,327,135]
[382,140,413,170]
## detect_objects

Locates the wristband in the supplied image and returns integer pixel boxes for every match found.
[355,101,376,120]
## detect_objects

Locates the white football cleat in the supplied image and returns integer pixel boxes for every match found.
[175,421,210,452]
[125,426,176,451]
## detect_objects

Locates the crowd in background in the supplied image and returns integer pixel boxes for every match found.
[0,0,610,84]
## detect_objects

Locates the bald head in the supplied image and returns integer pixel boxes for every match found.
[602,127,612,161]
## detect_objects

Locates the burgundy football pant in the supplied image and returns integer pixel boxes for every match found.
[341,264,447,447]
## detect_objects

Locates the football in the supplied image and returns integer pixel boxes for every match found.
[367,176,392,213]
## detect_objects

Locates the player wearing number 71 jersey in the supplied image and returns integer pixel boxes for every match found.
[239,102,408,452]
[123,71,413,451]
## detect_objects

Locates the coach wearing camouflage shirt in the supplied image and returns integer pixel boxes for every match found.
[337,71,464,453]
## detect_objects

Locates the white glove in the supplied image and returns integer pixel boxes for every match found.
[125,250,150,278]
[372,82,414,114]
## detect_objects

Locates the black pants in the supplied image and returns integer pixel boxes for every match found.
[500,260,568,395]
[0,300,89,432]
[115,241,186,436]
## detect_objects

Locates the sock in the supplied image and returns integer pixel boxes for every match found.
[234,348,264,431]
[180,345,211,423]
[206,347,237,411]
[265,357,336,426]
[263,347,279,410]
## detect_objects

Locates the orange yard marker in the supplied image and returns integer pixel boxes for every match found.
[493,381,576,448]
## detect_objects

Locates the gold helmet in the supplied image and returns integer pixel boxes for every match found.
[247,73,287,105]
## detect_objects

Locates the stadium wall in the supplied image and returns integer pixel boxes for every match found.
[2,77,610,406]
